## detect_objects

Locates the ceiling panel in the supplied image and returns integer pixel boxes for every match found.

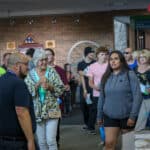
[0,0,149,18]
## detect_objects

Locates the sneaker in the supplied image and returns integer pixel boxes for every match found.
[82,125,88,131]
[88,129,96,135]
[100,141,105,146]
[98,141,105,147]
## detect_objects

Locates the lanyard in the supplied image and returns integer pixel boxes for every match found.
[31,68,49,104]
[33,69,49,82]
[7,70,17,77]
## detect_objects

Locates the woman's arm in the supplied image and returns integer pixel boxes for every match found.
[97,83,105,125]
[89,76,100,91]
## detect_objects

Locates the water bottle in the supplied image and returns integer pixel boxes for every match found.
[39,86,46,103]
[145,82,150,95]
[57,97,62,104]
[99,126,105,142]
[85,93,92,105]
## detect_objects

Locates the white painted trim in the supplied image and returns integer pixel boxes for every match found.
[67,40,100,63]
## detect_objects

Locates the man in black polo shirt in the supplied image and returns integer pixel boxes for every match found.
[0,52,36,150]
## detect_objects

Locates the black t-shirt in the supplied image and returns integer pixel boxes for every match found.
[0,72,36,137]
[77,60,95,92]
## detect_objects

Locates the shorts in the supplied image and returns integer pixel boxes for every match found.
[103,114,135,129]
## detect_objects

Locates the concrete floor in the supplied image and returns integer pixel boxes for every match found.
[59,125,103,150]
[59,107,103,150]
[59,106,143,150]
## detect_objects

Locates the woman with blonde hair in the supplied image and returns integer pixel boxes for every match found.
[135,49,150,99]
[134,49,150,128]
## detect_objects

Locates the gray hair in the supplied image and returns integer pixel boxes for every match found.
[32,49,47,66]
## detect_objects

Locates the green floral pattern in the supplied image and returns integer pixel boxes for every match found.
[25,66,64,122]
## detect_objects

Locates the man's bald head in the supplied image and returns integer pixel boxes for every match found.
[125,48,133,53]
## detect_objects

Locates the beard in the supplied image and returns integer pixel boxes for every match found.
[19,66,27,79]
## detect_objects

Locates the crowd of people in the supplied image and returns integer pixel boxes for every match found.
[0,46,149,150]
[78,47,150,150]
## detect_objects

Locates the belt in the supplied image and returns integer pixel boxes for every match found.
[0,136,26,141]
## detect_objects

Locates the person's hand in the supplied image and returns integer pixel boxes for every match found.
[83,90,87,98]
[127,118,135,127]
[97,119,103,126]
[41,82,49,90]
[35,82,40,89]
[27,140,35,150]
[65,85,70,91]
[95,86,100,91]
[40,81,53,91]
[146,88,150,94]
[40,76,47,84]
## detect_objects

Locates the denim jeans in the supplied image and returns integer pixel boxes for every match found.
[0,138,27,150]
[36,119,59,150]
[135,99,150,131]
[80,87,89,127]
[64,91,72,114]
[88,97,98,130]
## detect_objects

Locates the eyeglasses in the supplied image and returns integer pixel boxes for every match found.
[40,58,48,61]
[19,62,28,66]
[123,52,130,55]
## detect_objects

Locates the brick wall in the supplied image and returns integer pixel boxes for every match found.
[0,10,148,67]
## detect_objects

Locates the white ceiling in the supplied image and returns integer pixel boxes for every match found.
[0,0,149,18]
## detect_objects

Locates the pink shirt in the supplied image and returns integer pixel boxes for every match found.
[87,62,107,97]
